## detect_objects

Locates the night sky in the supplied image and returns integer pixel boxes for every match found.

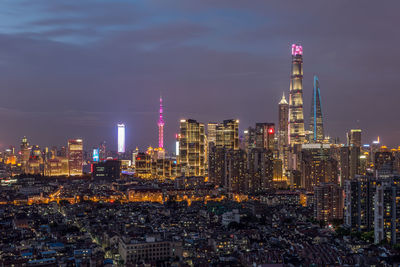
[0,1,399,152]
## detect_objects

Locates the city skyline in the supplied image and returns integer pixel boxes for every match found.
[2,2,400,264]
[0,1,399,151]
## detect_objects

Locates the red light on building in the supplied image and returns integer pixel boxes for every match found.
[268,128,274,134]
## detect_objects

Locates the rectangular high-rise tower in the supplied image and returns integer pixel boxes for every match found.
[289,44,305,145]
[178,119,206,177]
[278,93,289,173]
[118,123,125,153]
[68,139,83,176]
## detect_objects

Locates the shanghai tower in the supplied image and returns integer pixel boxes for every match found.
[309,75,324,141]
[288,44,305,145]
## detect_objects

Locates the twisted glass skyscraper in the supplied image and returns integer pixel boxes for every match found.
[289,44,305,145]
[309,75,324,141]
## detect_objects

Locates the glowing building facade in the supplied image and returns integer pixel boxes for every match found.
[309,75,324,142]
[93,148,99,162]
[68,139,83,176]
[207,123,218,145]
[278,93,289,172]
[215,120,239,150]
[178,119,206,177]
[118,123,125,153]
[289,44,305,145]
[158,97,165,149]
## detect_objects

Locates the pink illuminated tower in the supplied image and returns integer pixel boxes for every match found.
[158,97,165,148]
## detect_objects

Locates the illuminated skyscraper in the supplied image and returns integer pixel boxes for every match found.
[309,75,324,142]
[207,122,218,145]
[20,136,30,172]
[278,93,289,172]
[208,120,240,187]
[158,97,165,149]
[178,119,206,176]
[289,44,305,145]
[214,119,239,150]
[68,139,83,176]
[118,123,125,153]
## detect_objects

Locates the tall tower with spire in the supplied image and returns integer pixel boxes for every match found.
[158,96,165,149]
[288,44,305,145]
[279,93,289,173]
[309,75,324,142]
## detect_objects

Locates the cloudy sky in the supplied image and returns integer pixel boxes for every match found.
[0,0,399,151]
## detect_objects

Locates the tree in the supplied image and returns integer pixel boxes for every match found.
[361,231,374,243]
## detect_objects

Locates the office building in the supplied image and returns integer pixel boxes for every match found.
[309,75,324,142]
[68,139,83,176]
[216,119,239,150]
[288,44,305,145]
[207,122,218,145]
[178,119,206,177]
[348,129,362,147]
[118,123,125,153]
[255,123,275,150]
[243,127,256,153]
[44,157,69,176]
[207,120,239,150]
[20,136,30,173]
[135,152,152,178]
[346,129,362,179]
[278,93,289,173]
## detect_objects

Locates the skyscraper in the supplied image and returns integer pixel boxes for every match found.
[117,123,126,153]
[255,123,275,150]
[158,97,165,149]
[301,144,338,191]
[348,129,362,147]
[216,120,239,150]
[208,120,240,187]
[309,75,324,142]
[207,122,218,145]
[243,127,256,153]
[68,139,83,176]
[278,93,289,172]
[348,129,362,179]
[178,119,206,177]
[20,136,30,172]
[289,44,305,145]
